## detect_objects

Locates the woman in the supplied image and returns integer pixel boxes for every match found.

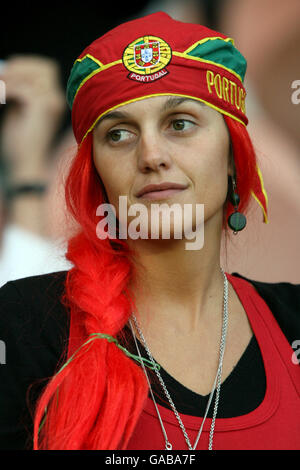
[0,11,299,451]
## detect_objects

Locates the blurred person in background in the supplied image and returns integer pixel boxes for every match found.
[0,56,73,286]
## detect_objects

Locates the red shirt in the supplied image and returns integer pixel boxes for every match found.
[126,273,300,450]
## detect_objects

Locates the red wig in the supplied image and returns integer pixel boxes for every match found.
[33,116,258,450]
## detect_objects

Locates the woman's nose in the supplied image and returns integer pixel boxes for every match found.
[137,130,172,173]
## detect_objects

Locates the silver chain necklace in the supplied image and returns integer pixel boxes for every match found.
[129,267,228,450]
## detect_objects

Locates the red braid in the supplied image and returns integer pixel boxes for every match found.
[33,133,148,450]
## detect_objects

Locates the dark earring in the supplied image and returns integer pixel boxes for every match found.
[227,175,247,235]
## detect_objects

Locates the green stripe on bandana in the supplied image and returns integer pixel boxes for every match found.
[186,39,247,83]
[67,56,101,109]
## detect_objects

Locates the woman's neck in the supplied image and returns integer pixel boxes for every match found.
[127,227,225,334]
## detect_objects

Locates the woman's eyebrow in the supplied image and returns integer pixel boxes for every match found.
[96,110,130,128]
[161,97,206,111]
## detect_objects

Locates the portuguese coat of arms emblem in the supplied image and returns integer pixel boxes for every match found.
[123,35,172,82]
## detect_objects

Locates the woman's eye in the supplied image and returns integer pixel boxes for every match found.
[171,119,195,131]
[107,129,132,143]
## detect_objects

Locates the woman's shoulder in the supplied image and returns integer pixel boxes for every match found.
[0,270,70,354]
[231,272,300,346]
[0,270,68,307]
[0,269,68,297]
[231,271,300,298]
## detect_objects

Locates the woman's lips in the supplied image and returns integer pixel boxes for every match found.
[138,188,187,200]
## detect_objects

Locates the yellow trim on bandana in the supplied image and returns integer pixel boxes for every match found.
[183,36,235,54]
[75,54,104,68]
[256,164,269,209]
[250,164,269,223]
[251,191,269,224]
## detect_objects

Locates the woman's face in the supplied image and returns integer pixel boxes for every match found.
[92,95,232,240]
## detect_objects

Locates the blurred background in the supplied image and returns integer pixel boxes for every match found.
[0,0,299,286]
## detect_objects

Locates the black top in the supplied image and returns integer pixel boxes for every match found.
[0,270,299,450]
